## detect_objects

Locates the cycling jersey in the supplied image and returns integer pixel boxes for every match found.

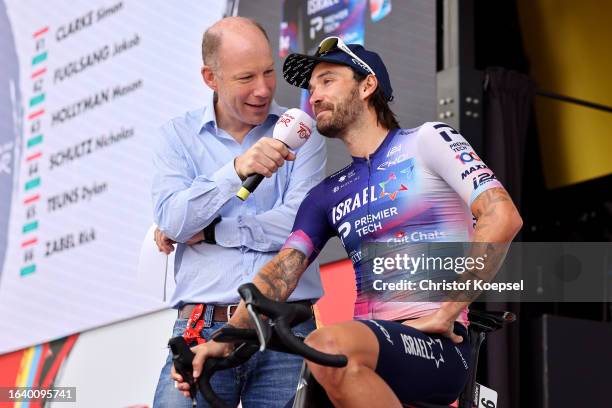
[283,122,503,322]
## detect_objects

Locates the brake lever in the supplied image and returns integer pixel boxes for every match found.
[247,303,270,352]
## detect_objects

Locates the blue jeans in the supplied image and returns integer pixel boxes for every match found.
[153,317,315,408]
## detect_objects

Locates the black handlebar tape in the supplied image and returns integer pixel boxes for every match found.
[199,359,231,408]
[211,327,260,344]
[199,343,259,408]
[237,283,348,367]
[168,337,198,401]
[275,318,348,367]
[238,283,309,323]
[211,325,297,354]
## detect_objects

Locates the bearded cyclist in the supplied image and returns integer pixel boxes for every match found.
[175,38,522,407]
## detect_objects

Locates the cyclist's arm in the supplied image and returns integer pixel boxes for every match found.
[227,247,311,328]
[438,187,523,320]
[228,184,334,328]
[417,122,522,321]
[471,187,523,243]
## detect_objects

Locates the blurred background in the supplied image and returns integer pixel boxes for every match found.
[0,0,610,407]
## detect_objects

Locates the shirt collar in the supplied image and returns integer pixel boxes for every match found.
[198,92,284,135]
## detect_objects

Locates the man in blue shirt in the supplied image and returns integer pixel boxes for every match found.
[151,17,326,407]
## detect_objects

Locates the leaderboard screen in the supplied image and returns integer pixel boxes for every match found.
[0,0,228,353]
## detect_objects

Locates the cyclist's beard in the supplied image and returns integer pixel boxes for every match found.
[316,86,363,139]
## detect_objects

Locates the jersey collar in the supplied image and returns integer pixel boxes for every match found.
[351,128,400,164]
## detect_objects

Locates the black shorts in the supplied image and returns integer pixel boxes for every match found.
[359,319,471,405]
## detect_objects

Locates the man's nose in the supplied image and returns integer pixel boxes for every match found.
[309,88,321,107]
[253,76,272,98]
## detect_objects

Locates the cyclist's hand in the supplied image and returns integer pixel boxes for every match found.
[402,310,464,344]
[173,341,234,397]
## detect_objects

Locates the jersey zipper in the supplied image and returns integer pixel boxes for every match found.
[365,155,373,317]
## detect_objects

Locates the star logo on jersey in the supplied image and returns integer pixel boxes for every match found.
[378,172,408,201]
[400,163,415,180]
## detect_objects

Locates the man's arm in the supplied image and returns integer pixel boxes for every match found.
[153,227,204,254]
[438,187,522,318]
[185,248,311,379]
[229,248,310,328]
[153,119,318,244]
[405,187,522,342]
[214,132,326,252]
[471,187,523,242]
[152,122,242,242]
[185,184,333,379]
[407,123,523,340]
[227,183,331,326]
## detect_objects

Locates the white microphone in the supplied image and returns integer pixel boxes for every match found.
[236,108,314,201]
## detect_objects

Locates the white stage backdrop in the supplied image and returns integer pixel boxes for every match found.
[0,0,227,353]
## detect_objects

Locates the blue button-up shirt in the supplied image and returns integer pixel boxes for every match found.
[152,94,326,307]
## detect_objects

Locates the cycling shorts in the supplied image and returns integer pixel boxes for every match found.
[359,319,471,405]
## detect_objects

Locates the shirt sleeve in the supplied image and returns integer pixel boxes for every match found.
[416,121,504,208]
[215,131,327,252]
[281,183,335,264]
[151,121,242,242]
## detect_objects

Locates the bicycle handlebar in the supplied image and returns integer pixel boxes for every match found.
[168,336,259,408]
[199,342,259,408]
[234,283,348,367]
[169,283,348,408]
[168,336,198,406]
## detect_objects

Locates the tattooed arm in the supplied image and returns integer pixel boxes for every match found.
[180,248,310,381]
[228,248,310,328]
[471,187,523,243]
[403,187,522,341]
[443,187,522,315]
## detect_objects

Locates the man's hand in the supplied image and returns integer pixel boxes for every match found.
[185,231,204,245]
[171,341,233,398]
[154,228,176,254]
[154,228,205,254]
[402,309,464,344]
[234,137,296,180]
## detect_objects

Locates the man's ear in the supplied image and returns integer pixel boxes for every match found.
[201,65,217,91]
[360,74,378,100]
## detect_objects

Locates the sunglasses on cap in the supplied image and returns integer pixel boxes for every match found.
[317,36,376,76]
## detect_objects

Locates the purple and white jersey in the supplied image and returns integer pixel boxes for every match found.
[283,122,503,322]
